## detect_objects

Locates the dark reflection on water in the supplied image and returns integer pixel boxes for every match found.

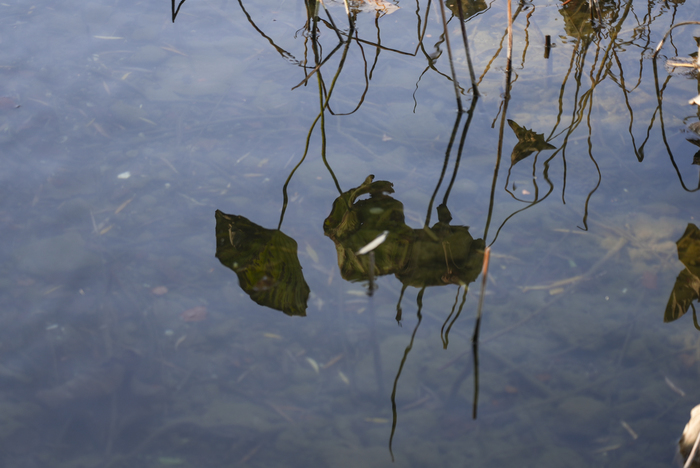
[2,0,700,466]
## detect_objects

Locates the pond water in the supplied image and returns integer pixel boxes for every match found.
[2,0,700,466]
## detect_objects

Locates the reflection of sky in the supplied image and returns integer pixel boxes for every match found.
[1,0,700,466]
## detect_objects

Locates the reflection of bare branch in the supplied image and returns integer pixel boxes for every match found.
[425,112,463,227]
[476,2,526,86]
[279,20,353,228]
[368,15,382,79]
[610,48,643,160]
[292,28,415,90]
[413,33,460,112]
[577,107,601,231]
[424,95,478,227]
[650,59,700,193]
[291,41,345,90]
[453,0,478,95]
[491,0,680,237]
[483,62,513,242]
[237,0,300,64]
[171,0,186,22]
[389,287,425,462]
[441,286,468,348]
[471,246,490,418]
[652,21,700,58]
[328,29,371,115]
[443,96,478,202]
[437,0,465,112]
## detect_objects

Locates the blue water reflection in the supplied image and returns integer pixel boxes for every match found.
[2,0,700,466]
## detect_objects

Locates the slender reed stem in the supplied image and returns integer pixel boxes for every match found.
[506,0,513,72]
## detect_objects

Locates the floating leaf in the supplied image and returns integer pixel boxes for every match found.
[324,177,484,288]
[445,0,487,20]
[215,211,309,316]
[664,224,700,323]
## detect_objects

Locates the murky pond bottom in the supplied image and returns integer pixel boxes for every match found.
[2,0,700,466]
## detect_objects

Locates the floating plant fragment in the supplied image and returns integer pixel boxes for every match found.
[507,120,556,166]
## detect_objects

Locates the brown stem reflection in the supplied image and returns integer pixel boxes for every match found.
[481,0,691,241]
[650,58,700,193]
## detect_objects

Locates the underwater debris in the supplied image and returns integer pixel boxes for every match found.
[35,350,139,407]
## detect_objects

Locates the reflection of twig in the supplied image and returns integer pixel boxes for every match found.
[292,42,346,90]
[442,234,626,376]
[425,112,463,227]
[279,20,354,228]
[650,59,700,193]
[610,47,643,162]
[576,112,601,231]
[441,286,467,348]
[328,29,371,116]
[477,2,525,86]
[425,94,477,227]
[389,287,425,462]
[237,0,299,64]
[483,63,513,242]
[436,0,463,112]
[171,0,186,22]
[652,21,700,59]
[453,0,478,96]
[470,246,490,419]
[443,96,478,204]
[291,19,416,91]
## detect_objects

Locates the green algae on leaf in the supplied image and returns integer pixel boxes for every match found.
[323,176,484,288]
[215,210,310,317]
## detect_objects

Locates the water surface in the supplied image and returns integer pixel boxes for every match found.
[2,0,700,466]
